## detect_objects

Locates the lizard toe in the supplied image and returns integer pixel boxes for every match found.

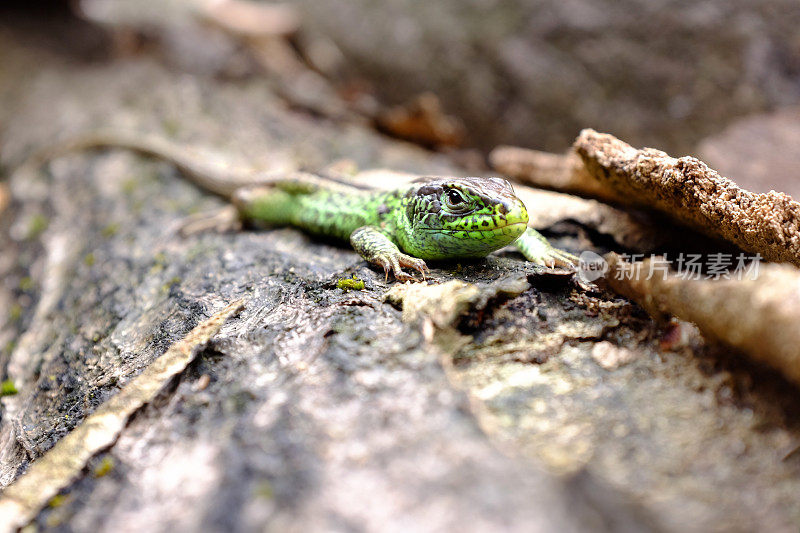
[372,253,417,282]
[392,269,417,282]
[398,256,429,280]
[552,249,579,268]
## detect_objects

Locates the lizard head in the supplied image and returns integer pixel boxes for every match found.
[398,177,529,260]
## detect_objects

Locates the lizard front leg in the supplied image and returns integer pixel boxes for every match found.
[515,227,578,268]
[350,226,429,282]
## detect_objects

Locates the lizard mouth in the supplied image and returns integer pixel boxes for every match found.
[422,222,527,235]
[470,222,527,238]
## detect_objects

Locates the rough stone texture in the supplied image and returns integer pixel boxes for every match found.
[0,301,245,532]
[2,8,800,533]
[453,291,800,532]
[576,128,800,266]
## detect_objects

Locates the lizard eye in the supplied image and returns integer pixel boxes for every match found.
[445,189,466,207]
[442,187,475,214]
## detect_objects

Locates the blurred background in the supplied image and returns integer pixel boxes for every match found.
[2,0,799,191]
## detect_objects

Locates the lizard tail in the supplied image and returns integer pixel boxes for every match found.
[16,131,278,199]
[231,186,301,227]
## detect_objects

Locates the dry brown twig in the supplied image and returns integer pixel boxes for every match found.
[603,254,800,386]
[574,129,800,266]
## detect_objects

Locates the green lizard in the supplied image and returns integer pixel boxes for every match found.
[33,132,577,281]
